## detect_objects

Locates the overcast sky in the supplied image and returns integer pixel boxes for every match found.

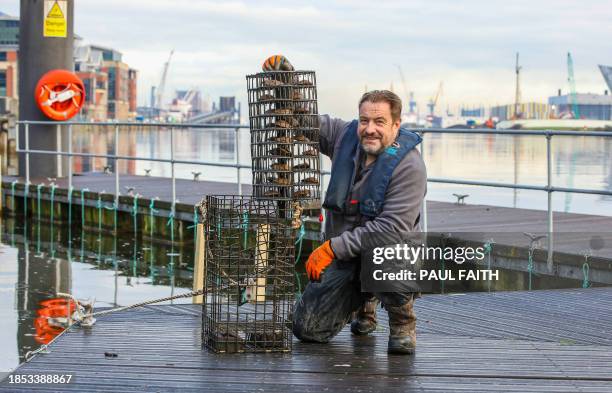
[3,0,612,118]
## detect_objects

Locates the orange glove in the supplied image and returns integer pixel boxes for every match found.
[262,55,294,71]
[305,240,335,281]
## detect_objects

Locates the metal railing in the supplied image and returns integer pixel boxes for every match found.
[16,121,251,209]
[14,120,612,263]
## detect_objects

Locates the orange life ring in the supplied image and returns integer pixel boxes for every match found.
[35,69,85,121]
[34,298,77,344]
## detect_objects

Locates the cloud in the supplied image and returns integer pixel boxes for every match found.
[2,0,612,119]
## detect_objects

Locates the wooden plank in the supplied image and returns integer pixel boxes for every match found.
[250,223,270,303]
[192,223,205,304]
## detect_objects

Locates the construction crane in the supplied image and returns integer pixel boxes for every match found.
[567,52,580,119]
[155,49,174,110]
[408,92,416,114]
[427,82,443,116]
[395,65,417,114]
[396,65,409,104]
[514,52,522,119]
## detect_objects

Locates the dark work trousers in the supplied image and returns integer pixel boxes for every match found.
[293,259,414,343]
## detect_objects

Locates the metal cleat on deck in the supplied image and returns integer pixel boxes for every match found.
[192,171,201,181]
[453,193,469,205]
[523,232,547,249]
[56,292,97,327]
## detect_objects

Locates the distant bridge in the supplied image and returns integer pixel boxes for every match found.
[188,109,239,124]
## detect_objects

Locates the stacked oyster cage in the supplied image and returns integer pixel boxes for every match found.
[246,70,321,218]
[202,195,295,353]
[202,69,320,353]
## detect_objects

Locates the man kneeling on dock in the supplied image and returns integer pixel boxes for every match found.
[292,89,427,354]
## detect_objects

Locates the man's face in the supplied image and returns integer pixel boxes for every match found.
[358,101,401,156]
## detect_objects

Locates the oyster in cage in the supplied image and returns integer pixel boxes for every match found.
[208,327,246,353]
[293,189,311,198]
[262,78,283,87]
[246,329,285,349]
[271,162,289,171]
[303,148,318,156]
[292,91,303,100]
[258,93,275,102]
[274,119,292,129]
[300,177,319,185]
[270,136,292,144]
[292,162,310,170]
[263,190,281,197]
[293,134,310,143]
[268,176,291,186]
[265,108,293,115]
[269,147,292,156]
[294,106,310,114]
[294,79,313,86]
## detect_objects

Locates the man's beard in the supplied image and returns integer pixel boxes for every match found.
[360,138,384,155]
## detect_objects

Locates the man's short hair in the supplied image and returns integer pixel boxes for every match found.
[359,90,402,122]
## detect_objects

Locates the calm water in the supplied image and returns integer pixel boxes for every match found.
[72,125,612,216]
[1,127,611,373]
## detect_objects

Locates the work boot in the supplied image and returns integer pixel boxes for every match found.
[350,297,379,336]
[386,296,417,355]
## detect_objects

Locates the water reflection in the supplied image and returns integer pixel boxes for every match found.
[1,214,195,372]
[70,125,612,215]
[72,125,242,183]
[422,134,612,213]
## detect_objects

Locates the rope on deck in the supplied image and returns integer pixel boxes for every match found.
[294,223,306,298]
[582,254,591,288]
[23,181,29,217]
[23,289,206,363]
[36,183,43,222]
[89,289,205,318]
[10,180,17,210]
[80,188,89,229]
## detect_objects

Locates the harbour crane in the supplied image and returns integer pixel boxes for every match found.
[514,52,522,119]
[155,49,174,110]
[395,65,417,113]
[427,81,443,116]
[567,52,580,119]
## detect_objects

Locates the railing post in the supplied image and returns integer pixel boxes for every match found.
[68,124,73,190]
[170,126,176,208]
[56,123,62,177]
[114,125,120,207]
[25,123,30,185]
[546,132,553,268]
[235,127,241,195]
[420,130,428,233]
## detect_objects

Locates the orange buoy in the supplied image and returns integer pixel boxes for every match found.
[35,69,85,121]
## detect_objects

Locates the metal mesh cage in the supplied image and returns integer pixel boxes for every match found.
[201,195,294,353]
[246,71,321,218]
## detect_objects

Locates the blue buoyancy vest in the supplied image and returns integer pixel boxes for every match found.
[323,120,422,217]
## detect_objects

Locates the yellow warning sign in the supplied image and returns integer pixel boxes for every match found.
[43,0,68,38]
